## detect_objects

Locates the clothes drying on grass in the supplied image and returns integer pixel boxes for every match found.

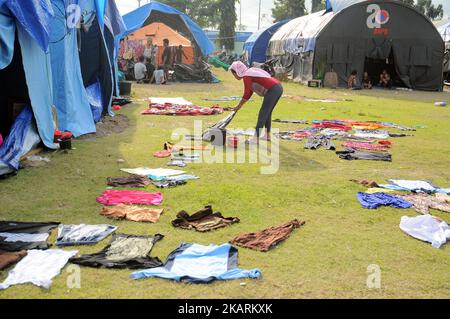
[56,224,117,246]
[353,130,390,139]
[70,233,164,269]
[319,128,350,137]
[0,249,77,290]
[350,179,379,188]
[378,122,415,131]
[273,119,308,124]
[0,221,59,251]
[312,121,352,131]
[336,149,392,161]
[342,142,389,152]
[131,243,261,284]
[142,103,224,116]
[101,205,164,223]
[356,192,413,209]
[366,187,397,194]
[379,179,447,193]
[304,135,335,150]
[230,220,305,252]
[96,190,163,206]
[400,215,450,249]
[148,97,193,105]
[166,174,199,182]
[107,175,151,187]
[389,133,413,138]
[0,250,27,270]
[152,180,187,188]
[164,142,209,151]
[121,167,185,180]
[397,193,450,215]
[172,206,240,232]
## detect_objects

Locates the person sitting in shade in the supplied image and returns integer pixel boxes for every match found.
[150,66,167,85]
[347,70,361,90]
[363,72,372,89]
[134,56,147,84]
[379,69,392,88]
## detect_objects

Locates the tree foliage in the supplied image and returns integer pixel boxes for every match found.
[272,0,307,22]
[218,0,237,50]
[398,0,443,20]
[311,0,325,13]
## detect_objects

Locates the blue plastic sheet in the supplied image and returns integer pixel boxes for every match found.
[17,21,55,148]
[132,243,261,284]
[49,0,96,136]
[85,80,103,123]
[0,106,40,171]
[244,20,289,65]
[0,4,15,69]
[4,0,54,51]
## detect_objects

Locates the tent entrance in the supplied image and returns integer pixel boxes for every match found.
[0,32,30,139]
[363,50,406,88]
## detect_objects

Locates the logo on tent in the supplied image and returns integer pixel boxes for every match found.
[375,10,390,25]
[366,4,390,29]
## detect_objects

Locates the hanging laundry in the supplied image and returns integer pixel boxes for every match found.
[304,135,335,150]
[400,215,450,248]
[172,206,239,232]
[0,250,27,270]
[96,190,163,206]
[131,243,261,283]
[397,193,450,215]
[354,130,390,139]
[0,221,59,251]
[70,233,163,269]
[273,119,308,124]
[342,142,389,152]
[120,167,185,179]
[101,205,164,223]
[0,249,77,290]
[356,192,412,209]
[107,175,151,187]
[152,180,187,188]
[230,220,305,252]
[56,224,117,246]
[336,149,392,161]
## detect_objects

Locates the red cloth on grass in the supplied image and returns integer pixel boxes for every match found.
[342,141,389,151]
[96,190,163,206]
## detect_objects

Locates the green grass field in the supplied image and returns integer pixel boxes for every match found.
[0,69,449,298]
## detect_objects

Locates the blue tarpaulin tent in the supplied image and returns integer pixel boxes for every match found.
[120,2,214,56]
[0,1,55,149]
[243,20,289,65]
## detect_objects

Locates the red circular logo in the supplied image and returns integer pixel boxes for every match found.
[375,9,390,25]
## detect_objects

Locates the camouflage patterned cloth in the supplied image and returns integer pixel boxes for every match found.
[70,233,163,269]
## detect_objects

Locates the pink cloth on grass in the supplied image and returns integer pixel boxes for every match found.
[97,190,163,206]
